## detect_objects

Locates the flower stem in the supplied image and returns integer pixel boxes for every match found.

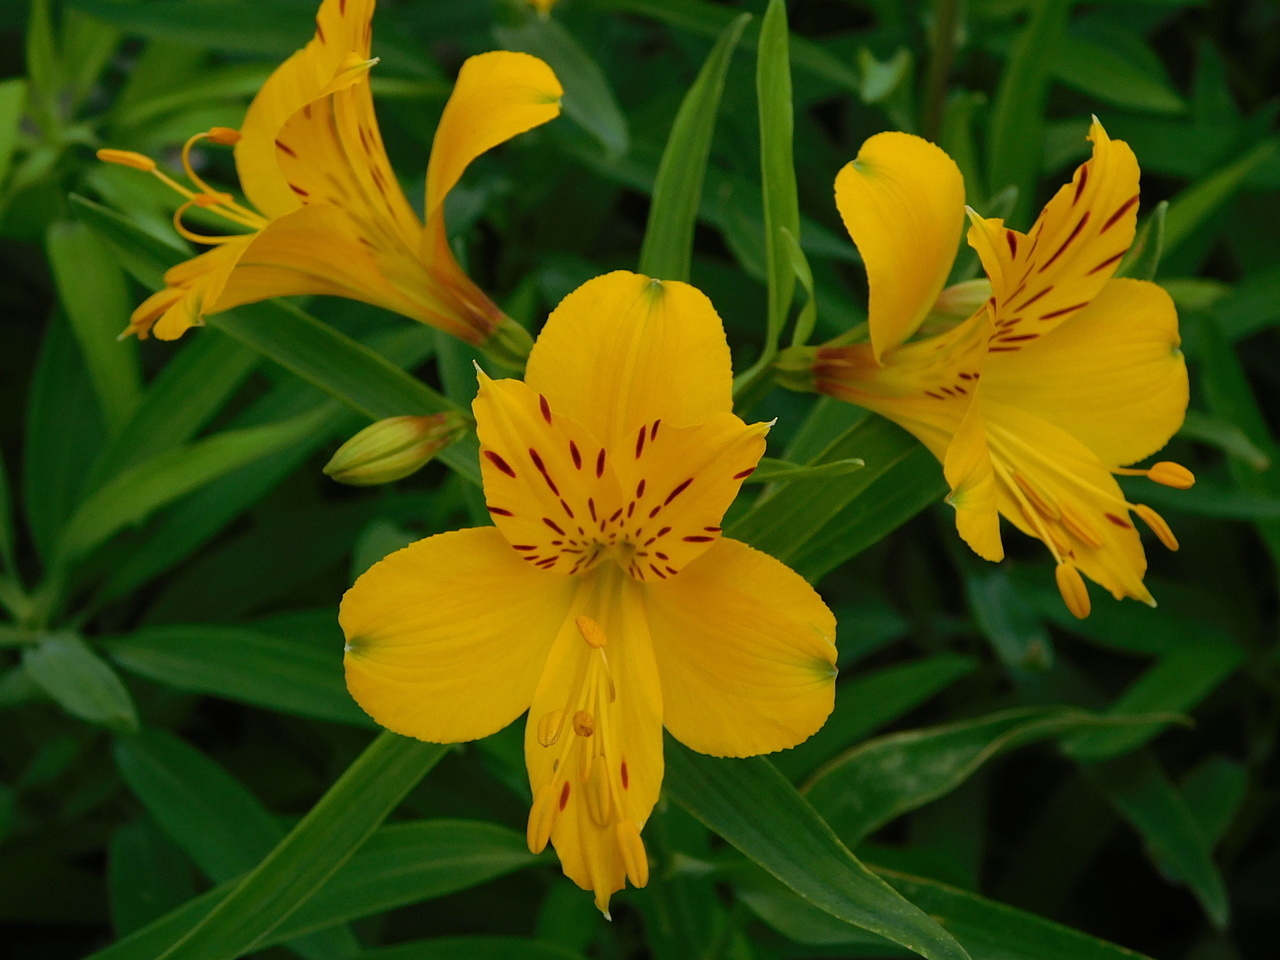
[922,0,961,141]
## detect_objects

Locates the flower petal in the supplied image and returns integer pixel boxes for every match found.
[473,371,625,575]
[609,413,769,580]
[967,119,1140,347]
[834,132,965,361]
[644,538,837,758]
[340,527,575,743]
[139,238,251,340]
[942,396,1004,563]
[235,0,376,218]
[524,567,663,914]
[525,272,735,447]
[980,278,1187,467]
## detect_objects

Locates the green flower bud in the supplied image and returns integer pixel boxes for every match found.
[324,413,469,486]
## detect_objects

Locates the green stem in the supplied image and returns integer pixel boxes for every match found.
[922,0,961,141]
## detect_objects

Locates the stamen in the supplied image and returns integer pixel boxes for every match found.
[1147,461,1195,490]
[537,709,566,747]
[96,149,155,171]
[585,756,613,827]
[1059,504,1104,549]
[616,821,649,887]
[1132,503,1179,551]
[1054,562,1091,619]
[572,710,596,738]
[1014,472,1060,520]
[576,615,607,648]
[526,783,558,854]
[207,126,242,145]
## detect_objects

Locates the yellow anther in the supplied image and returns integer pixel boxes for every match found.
[97,149,156,172]
[206,126,241,145]
[585,755,613,827]
[576,615,607,648]
[1014,472,1060,520]
[536,709,565,748]
[1054,562,1091,619]
[1147,461,1195,490]
[526,783,558,854]
[572,710,595,738]
[1132,503,1179,551]
[616,820,650,888]
[191,191,233,208]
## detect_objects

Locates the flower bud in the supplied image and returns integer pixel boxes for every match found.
[324,413,469,486]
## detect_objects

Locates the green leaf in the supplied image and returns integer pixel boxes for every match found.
[0,445,15,578]
[494,15,629,159]
[804,707,1179,846]
[966,569,1055,675]
[1052,33,1184,114]
[70,193,185,290]
[206,306,478,484]
[58,409,330,563]
[773,654,978,783]
[756,0,799,360]
[108,626,370,727]
[1180,757,1247,845]
[24,0,59,134]
[637,13,751,282]
[94,329,260,480]
[746,457,864,484]
[876,867,1162,960]
[150,733,445,960]
[987,0,1071,224]
[22,633,138,732]
[114,730,287,884]
[1082,752,1229,928]
[360,938,584,960]
[108,818,199,936]
[46,220,144,434]
[1061,643,1242,760]
[1178,409,1270,471]
[1116,201,1167,281]
[665,742,971,960]
[1162,139,1278,257]
[0,78,27,192]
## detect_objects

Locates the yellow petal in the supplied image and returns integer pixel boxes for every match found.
[980,278,1187,467]
[967,119,1140,345]
[942,397,1004,563]
[341,527,576,743]
[235,0,377,218]
[473,371,626,574]
[609,413,769,580]
[525,272,735,448]
[423,50,563,225]
[643,538,836,757]
[524,566,663,914]
[834,132,965,361]
[982,400,1154,606]
[137,239,251,341]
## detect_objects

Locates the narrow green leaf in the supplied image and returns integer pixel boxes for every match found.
[966,569,1055,674]
[665,742,971,960]
[805,707,1179,846]
[1180,757,1247,846]
[747,457,864,484]
[108,819,199,936]
[1062,643,1243,760]
[360,938,585,960]
[494,15,628,159]
[70,193,185,290]
[59,409,330,563]
[1116,201,1167,281]
[1179,409,1270,471]
[782,228,818,347]
[1082,752,1230,928]
[1052,33,1184,114]
[153,733,446,960]
[46,220,143,434]
[876,867,1161,960]
[0,78,27,191]
[94,330,260,480]
[987,0,1071,224]
[114,730,286,884]
[773,654,978,782]
[22,633,138,732]
[25,0,59,134]
[108,626,370,727]
[638,13,751,282]
[0,446,15,577]
[1162,139,1278,256]
[757,0,799,357]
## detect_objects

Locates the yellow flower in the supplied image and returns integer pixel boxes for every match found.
[789,120,1192,618]
[340,271,838,914]
[98,0,562,368]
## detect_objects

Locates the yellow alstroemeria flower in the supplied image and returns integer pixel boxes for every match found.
[786,120,1193,618]
[340,271,838,914]
[98,0,562,367]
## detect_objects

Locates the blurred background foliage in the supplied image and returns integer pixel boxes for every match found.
[1,0,1278,959]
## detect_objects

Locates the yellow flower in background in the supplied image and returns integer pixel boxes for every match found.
[340,271,838,914]
[98,0,562,367]
[789,120,1192,617]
